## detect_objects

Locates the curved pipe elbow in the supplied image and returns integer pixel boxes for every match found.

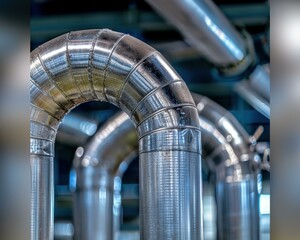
[30,29,202,239]
[71,93,259,240]
[30,29,201,151]
[72,93,258,187]
[192,93,259,180]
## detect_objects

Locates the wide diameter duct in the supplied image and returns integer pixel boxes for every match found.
[30,29,202,240]
[72,93,260,240]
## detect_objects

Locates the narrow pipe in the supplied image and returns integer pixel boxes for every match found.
[30,29,202,240]
[71,93,260,240]
[145,0,255,74]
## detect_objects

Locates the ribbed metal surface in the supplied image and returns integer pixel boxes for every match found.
[140,150,202,239]
[72,93,260,240]
[30,29,202,240]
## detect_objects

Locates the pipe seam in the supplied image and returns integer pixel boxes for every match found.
[103,33,128,103]
[136,103,196,129]
[66,32,88,101]
[129,79,184,119]
[116,50,158,105]
[87,29,104,100]
[36,48,76,106]
[138,125,200,140]
[30,78,68,113]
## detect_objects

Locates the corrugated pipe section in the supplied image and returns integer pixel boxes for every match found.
[30,29,202,240]
[71,93,260,240]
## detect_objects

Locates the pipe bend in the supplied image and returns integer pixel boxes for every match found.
[71,93,259,240]
[192,93,259,180]
[30,29,202,240]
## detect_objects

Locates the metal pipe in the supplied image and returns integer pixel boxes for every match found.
[71,93,260,240]
[70,112,138,240]
[193,94,261,240]
[145,0,255,74]
[145,0,270,117]
[235,64,270,118]
[30,29,202,240]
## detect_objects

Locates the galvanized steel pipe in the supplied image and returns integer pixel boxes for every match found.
[72,93,260,240]
[30,29,202,240]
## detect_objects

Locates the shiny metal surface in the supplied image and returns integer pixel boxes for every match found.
[145,0,254,72]
[71,113,138,240]
[30,29,202,240]
[71,93,260,240]
[235,64,270,118]
[194,94,261,240]
[216,175,259,240]
[146,0,270,115]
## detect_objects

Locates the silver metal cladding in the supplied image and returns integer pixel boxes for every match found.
[72,113,138,240]
[30,29,202,240]
[71,93,260,240]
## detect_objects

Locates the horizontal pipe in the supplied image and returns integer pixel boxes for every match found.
[146,0,270,117]
[71,93,260,240]
[30,29,202,240]
[145,0,255,73]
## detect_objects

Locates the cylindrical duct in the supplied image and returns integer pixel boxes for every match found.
[194,94,260,240]
[70,113,138,240]
[145,0,254,71]
[71,93,260,240]
[216,174,259,240]
[30,29,202,240]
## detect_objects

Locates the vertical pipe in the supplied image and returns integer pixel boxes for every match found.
[70,93,260,240]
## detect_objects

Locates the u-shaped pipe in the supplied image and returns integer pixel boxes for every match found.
[71,93,260,240]
[70,113,138,240]
[30,29,202,240]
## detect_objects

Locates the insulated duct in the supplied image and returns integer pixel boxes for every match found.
[71,93,260,240]
[30,29,202,240]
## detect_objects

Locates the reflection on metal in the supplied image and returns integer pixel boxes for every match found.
[30,29,202,240]
[71,113,137,240]
[56,113,98,145]
[235,65,270,118]
[72,93,260,240]
[54,221,74,239]
[146,0,270,116]
[145,0,255,74]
